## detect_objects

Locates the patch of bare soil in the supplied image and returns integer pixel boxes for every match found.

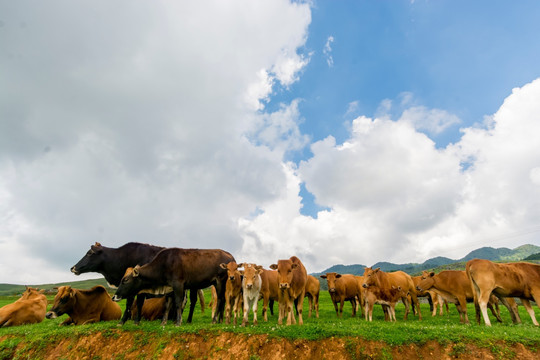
[2,331,539,360]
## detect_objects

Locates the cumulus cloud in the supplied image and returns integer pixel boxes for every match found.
[239,78,540,271]
[0,0,311,283]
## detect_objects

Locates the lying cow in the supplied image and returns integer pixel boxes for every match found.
[320,273,360,318]
[270,256,307,325]
[46,285,121,325]
[112,248,234,326]
[364,285,406,322]
[219,261,243,325]
[239,263,263,326]
[416,270,506,324]
[466,259,535,326]
[363,267,422,320]
[0,287,48,327]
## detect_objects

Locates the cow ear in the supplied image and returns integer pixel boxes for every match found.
[336,274,342,278]
[291,263,298,269]
[219,263,227,270]
[429,272,435,277]
[95,242,102,247]
[53,286,59,290]
[320,275,327,279]
[237,263,244,268]
[374,268,380,272]
[133,265,140,277]
[270,264,278,270]
[38,289,45,294]
[255,265,263,271]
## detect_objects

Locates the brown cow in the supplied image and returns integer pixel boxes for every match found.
[363,267,422,320]
[270,256,308,325]
[364,285,406,322]
[305,275,320,318]
[320,273,360,317]
[219,261,243,325]
[413,272,449,317]
[416,270,505,324]
[46,285,121,325]
[0,287,48,327]
[466,259,537,326]
[259,268,279,321]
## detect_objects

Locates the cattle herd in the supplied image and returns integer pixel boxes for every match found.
[1,242,540,329]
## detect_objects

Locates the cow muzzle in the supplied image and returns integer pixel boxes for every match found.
[329,288,336,293]
[362,283,368,288]
[45,311,58,319]
[229,276,235,281]
[111,295,122,302]
[279,283,290,289]
[70,266,80,275]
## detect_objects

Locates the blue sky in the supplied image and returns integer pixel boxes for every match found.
[1,0,540,283]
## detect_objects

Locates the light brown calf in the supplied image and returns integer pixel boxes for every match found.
[0,287,48,327]
[270,256,307,325]
[320,273,360,317]
[219,261,243,325]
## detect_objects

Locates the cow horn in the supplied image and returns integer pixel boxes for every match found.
[95,242,102,247]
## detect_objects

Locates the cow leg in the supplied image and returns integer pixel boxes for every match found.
[521,299,539,326]
[409,292,422,320]
[134,294,146,325]
[499,297,521,324]
[269,299,275,316]
[332,297,339,317]
[427,293,434,313]
[119,295,135,325]
[339,298,345,318]
[477,291,493,326]
[307,294,313,318]
[487,299,503,323]
[160,295,173,326]
[297,290,305,325]
[401,296,409,320]
[262,293,269,322]
[315,293,320,318]
[350,298,357,317]
[186,289,198,323]
[173,284,185,326]
[215,278,227,323]
[253,296,259,325]
[241,295,249,327]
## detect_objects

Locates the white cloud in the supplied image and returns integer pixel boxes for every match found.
[0,0,311,284]
[399,106,461,135]
[323,36,334,67]
[239,78,540,271]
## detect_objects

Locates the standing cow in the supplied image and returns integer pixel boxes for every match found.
[259,268,279,321]
[270,256,308,325]
[321,272,360,318]
[305,275,320,318]
[219,261,243,325]
[239,263,263,326]
[0,287,48,327]
[112,248,234,326]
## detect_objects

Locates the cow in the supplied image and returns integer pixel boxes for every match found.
[305,275,320,318]
[259,268,279,321]
[123,267,205,324]
[363,267,422,320]
[466,259,538,326]
[364,285,406,322]
[238,263,263,326]
[112,248,234,326]
[270,256,308,325]
[416,270,507,324]
[320,273,360,318]
[413,272,449,317]
[71,242,165,325]
[46,285,121,325]
[219,261,243,325]
[0,287,48,327]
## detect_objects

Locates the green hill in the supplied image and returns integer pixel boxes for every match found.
[0,278,111,296]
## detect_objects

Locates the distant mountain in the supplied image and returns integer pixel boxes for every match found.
[316,244,540,277]
[0,278,110,296]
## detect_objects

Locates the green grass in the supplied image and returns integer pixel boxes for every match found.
[1,290,540,354]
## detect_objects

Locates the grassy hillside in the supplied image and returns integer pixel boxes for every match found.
[0,278,110,296]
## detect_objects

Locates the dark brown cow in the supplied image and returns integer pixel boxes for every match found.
[363,267,422,320]
[219,261,243,325]
[305,275,320,318]
[46,285,121,325]
[364,285,406,322]
[467,259,537,326]
[112,248,234,326]
[320,273,360,317]
[259,268,279,321]
[0,287,48,327]
[416,270,505,324]
[270,256,308,325]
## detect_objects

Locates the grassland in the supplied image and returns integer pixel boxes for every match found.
[1,289,540,359]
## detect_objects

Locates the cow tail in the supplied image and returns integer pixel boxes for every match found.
[198,289,205,313]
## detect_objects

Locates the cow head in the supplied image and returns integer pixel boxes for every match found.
[362,267,381,288]
[241,264,262,290]
[112,265,146,302]
[220,261,241,281]
[46,286,76,319]
[320,272,341,293]
[270,259,297,289]
[415,272,435,292]
[71,242,104,275]
[20,286,45,300]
